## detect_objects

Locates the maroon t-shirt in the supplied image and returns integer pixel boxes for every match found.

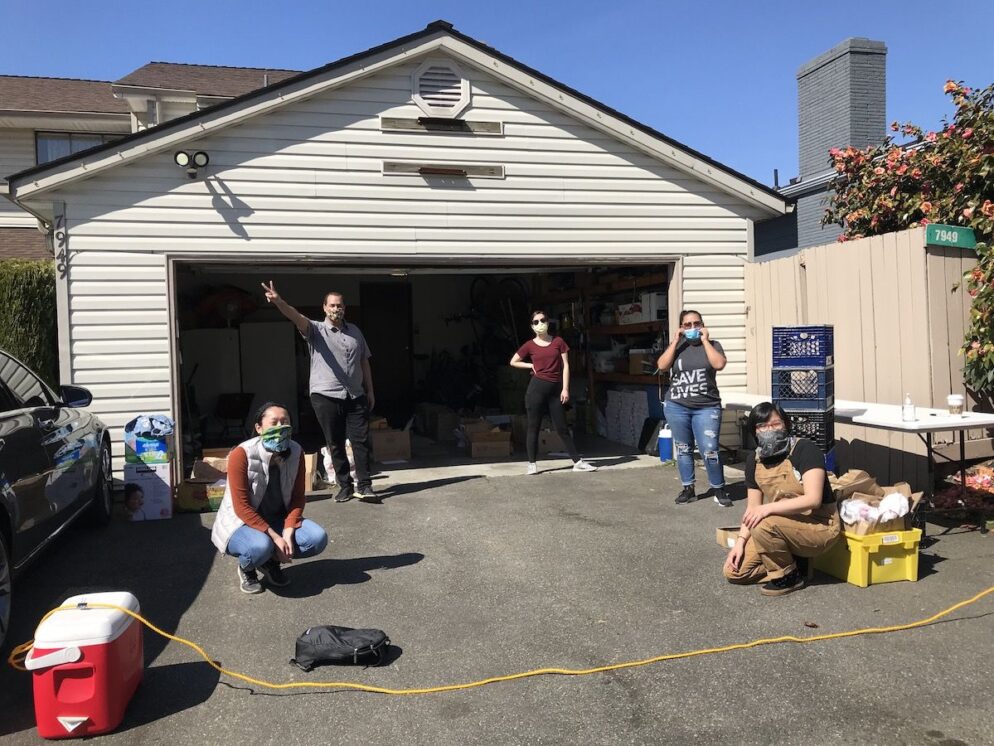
[516,337,569,383]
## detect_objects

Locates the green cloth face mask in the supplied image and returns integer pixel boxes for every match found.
[260,424,292,453]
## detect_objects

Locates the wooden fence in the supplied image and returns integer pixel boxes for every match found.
[744,227,982,489]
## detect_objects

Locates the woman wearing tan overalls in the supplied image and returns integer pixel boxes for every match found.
[723,402,841,596]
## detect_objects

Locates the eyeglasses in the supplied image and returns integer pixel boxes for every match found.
[755,421,785,432]
[531,318,547,325]
[680,321,703,329]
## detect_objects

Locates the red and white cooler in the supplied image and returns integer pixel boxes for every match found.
[25,591,143,739]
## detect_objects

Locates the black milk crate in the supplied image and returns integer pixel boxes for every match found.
[771,367,835,410]
[784,408,835,451]
[772,325,834,368]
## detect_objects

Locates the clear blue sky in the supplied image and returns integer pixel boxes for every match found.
[3,0,991,185]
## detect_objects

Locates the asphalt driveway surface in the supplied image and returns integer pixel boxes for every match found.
[1,462,992,745]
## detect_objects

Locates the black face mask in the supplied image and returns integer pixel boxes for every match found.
[756,428,790,459]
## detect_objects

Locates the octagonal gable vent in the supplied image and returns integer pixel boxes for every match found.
[413,61,470,118]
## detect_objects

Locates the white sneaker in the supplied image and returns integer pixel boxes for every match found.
[527,463,538,476]
[572,460,598,472]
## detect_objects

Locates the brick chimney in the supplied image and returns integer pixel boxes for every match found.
[797,37,887,179]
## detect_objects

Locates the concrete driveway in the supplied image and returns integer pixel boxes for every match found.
[1,459,992,745]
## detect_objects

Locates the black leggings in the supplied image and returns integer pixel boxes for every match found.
[525,377,580,462]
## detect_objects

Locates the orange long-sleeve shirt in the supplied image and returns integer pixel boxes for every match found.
[226,447,306,532]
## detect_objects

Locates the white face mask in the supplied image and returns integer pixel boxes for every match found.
[533,321,549,335]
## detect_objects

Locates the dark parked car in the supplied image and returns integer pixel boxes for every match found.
[0,350,112,649]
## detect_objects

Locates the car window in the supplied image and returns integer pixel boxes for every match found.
[0,353,53,409]
[0,381,17,413]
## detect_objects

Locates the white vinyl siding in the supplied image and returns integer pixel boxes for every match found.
[0,129,39,227]
[45,56,764,465]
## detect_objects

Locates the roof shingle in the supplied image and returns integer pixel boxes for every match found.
[0,76,129,114]
[114,62,301,98]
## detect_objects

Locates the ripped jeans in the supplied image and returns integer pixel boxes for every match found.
[662,401,725,488]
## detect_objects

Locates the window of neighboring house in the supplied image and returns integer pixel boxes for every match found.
[35,132,121,165]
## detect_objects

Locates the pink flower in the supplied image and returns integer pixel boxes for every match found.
[890,186,898,197]
[921,201,933,213]
[925,131,937,143]
[874,166,885,175]
[911,168,923,179]
[920,218,931,226]
[944,80,959,94]
[890,121,900,132]
[896,164,909,176]
[963,128,974,139]
[982,200,994,218]
[964,207,975,219]
[954,183,965,193]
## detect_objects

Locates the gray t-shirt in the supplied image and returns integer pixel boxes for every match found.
[303,319,371,399]
[664,339,724,408]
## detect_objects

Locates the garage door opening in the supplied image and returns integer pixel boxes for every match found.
[172,262,676,480]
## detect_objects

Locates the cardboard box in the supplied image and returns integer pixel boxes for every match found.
[641,292,667,321]
[369,417,391,430]
[122,463,173,521]
[303,453,319,493]
[201,447,234,460]
[190,457,227,481]
[470,440,513,458]
[176,478,226,513]
[467,429,512,444]
[843,483,923,536]
[371,429,411,462]
[629,349,657,376]
[716,526,740,550]
[829,469,883,501]
[616,302,645,325]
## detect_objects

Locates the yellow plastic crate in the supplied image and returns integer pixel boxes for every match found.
[813,528,922,587]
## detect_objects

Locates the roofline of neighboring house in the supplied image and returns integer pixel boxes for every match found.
[0,108,130,119]
[138,61,302,73]
[0,73,113,83]
[8,20,787,215]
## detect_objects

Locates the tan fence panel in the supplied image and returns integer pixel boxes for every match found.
[745,227,977,489]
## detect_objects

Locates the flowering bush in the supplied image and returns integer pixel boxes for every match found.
[823,81,994,391]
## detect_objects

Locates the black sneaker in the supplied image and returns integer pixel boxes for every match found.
[760,569,806,597]
[334,484,354,503]
[238,566,263,595]
[258,559,290,588]
[675,485,697,504]
[355,485,381,503]
[712,488,733,508]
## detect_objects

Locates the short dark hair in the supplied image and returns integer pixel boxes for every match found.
[254,401,290,426]
[531,309,548,320]
[679,309,704,325]
[746,401,791,435]
[124,483,143,499]
[323,291,345,305]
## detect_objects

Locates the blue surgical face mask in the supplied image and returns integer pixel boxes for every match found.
[260,424,292,453]
[683,328,701,341]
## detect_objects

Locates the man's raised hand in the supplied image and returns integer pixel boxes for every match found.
[261,280,280,304]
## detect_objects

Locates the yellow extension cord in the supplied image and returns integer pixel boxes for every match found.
[7,584,994,695]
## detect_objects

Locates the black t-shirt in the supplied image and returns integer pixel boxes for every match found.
[664,340,724,408]
[744,437,834,504]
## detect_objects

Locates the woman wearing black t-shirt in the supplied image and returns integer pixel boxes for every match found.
[723,401,842,596]
[510,310,598,476]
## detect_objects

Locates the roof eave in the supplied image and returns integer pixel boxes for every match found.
[9,22,787,216]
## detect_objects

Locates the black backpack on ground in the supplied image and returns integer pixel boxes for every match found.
[290,625,390,671]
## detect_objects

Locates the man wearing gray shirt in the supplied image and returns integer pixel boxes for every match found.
[262,282,378,503]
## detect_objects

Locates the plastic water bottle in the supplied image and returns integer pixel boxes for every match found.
[658,425,673,462]
[901,393,916,422]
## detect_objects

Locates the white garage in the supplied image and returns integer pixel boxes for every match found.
[7,21,788,477]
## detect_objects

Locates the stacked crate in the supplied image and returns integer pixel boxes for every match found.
[771,325,835,454]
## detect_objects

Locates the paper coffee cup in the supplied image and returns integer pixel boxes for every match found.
[947,394,964,415]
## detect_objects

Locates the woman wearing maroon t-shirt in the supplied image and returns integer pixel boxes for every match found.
[510,310,598,475]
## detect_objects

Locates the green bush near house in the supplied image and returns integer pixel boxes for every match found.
[0,259,58,386]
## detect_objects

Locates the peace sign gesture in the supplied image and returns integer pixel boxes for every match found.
[261,280,280,304]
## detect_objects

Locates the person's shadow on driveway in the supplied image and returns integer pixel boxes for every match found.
[269,552,424,598]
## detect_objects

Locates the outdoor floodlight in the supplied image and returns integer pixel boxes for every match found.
[173,150,209,178]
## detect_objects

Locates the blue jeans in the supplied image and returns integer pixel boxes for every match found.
[226,518,328,570]
[663,401,725,489]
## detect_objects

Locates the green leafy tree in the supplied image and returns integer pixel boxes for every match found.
[0,259,58,386]
[823,81,994,391]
